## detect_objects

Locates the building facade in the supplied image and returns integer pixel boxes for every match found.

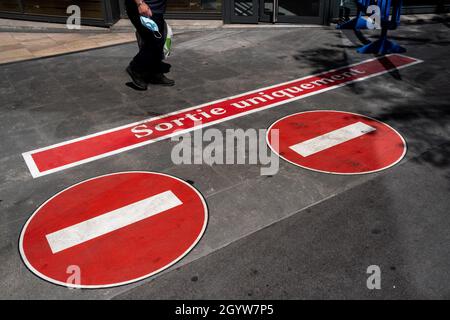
[0,1,449,27]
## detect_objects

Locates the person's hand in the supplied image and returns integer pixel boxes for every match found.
[138,2,152,17]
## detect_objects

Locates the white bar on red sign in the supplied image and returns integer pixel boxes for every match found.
[45,190,182,253]
[289,122,376,157]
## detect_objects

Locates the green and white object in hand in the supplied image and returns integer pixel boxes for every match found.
[164,22,173,59]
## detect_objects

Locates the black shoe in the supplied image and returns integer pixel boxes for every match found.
[126,65,148,90]
[148,73,175,86]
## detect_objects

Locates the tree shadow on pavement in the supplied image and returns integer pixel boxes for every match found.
[291,45,407,94]
[377,55,403,80]
[294,27,450,172]
[375,102,450,172]
[293,47,351,70]
[292,47,369,96]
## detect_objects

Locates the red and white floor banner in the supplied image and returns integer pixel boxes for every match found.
[22,54,422,178]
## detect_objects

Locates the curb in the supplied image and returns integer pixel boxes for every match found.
[2,13,448,34]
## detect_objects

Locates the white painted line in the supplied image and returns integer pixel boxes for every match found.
[22,152,41,179]
[289,122,376,157]
[45,190,183,254]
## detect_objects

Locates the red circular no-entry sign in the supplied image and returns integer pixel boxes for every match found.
[267,110,407,174]
[19,171,208,288]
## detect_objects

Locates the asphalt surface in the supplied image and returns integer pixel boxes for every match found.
[118,143,450,300]
[0,22,449,299]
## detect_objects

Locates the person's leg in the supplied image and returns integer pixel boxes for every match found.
[125,1,173,87]
[145,13,166,73]
[125,0,153,89]
[144,14,174,86]
[126,0,160,69]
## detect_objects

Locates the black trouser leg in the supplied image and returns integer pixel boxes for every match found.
[125,0,166,74]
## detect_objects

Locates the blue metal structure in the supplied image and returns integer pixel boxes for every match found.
[357,0,406,54]
[337,0,373,30]
[337,0,406,54]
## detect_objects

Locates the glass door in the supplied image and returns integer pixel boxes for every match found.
[228,0,327,24]
[258,0,273,23]
[262,0,326,24]
[22,0,104,19]
[276,0,324,24]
